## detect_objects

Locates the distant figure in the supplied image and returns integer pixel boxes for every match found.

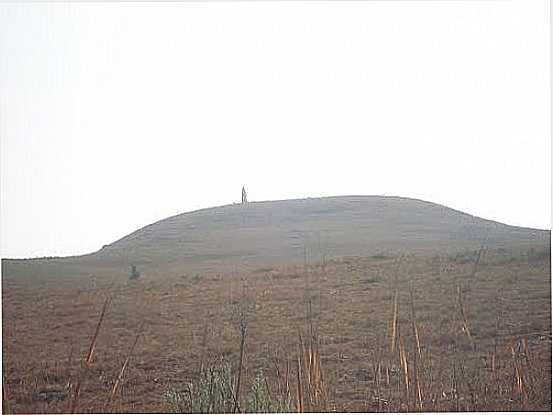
[242,186,248,204]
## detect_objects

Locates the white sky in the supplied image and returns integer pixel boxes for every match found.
[0,1,550,258]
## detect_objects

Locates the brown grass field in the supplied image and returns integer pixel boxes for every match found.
[1,197,551,413]
[2,244,551,413]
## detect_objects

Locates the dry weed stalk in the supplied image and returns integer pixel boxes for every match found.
[295,245,327,413]
[232,318,247,413]
[272,350,293,408]
[276,353,291,403]
[232,329,246,413]
[230,278,252,413]
[510,344,529,407]
[296,328,327,412]
[272,356,282,397]
[87,295,111,365]
[409,283,422,360]
[390,290,399,355]
[68,295,111,413]
[107,322,145,407]
[408,282,423,411]
[296,353,304,413]
[285,358,290,400]
[520,338,536,390]
[456,285,475,350]
[389,255,403,355]
[412,348,423,411]
[372,340,385,411]
[309,342,325,407]
[452,358,459,412]
[399,336,409,399]
[197,323,209,376]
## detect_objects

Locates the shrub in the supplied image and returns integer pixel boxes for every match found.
[163,359,234,413]
[362,276,381,284]
[246,369,294,413]
[163,356,295,413]
[129,264,140,280]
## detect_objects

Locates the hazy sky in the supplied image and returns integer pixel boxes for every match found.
[1,1,550,258]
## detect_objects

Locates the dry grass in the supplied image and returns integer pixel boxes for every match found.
[1,244,551,412]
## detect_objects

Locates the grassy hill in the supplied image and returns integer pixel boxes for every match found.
[2,195,550,280]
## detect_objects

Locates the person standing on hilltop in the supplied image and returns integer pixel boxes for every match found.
[242,186,248,204]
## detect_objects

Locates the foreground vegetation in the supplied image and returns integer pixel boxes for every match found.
[2,245,551,412]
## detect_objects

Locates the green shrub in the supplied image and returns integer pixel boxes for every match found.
[163,359,234,413]
[163,363,294,413]
[362,276,381,284]
[129,264,140,280]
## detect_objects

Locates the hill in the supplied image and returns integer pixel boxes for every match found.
[2,195,549,280]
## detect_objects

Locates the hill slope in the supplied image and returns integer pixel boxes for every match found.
[94,195,549,273]
[3,195,550,279]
